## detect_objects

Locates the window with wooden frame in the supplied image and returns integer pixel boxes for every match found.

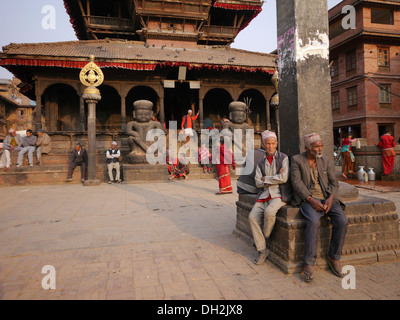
[378,47,390,71]
[371,7,394,25]
[379,85,391,107]
[346,50,356,72]
[331,92,340,110]
[330,58,339,78]
[347,86,358,107]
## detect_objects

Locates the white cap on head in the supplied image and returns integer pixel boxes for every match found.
[261,130,277,142]
[111,141,117,146]
[188,109,193,113]
[304,133,322,148]
[8,128,15,133]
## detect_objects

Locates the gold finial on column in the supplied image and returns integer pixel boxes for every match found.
[79,56,104,96]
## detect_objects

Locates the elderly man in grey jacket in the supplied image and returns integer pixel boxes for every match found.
[290,133,348,282]
[17,129,38,167]
[248,131,292,265]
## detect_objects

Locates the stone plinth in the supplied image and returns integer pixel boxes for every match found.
[122,164,169,184]
[234,183,400,274]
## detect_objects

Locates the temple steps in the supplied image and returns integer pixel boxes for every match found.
[0,162,239,186]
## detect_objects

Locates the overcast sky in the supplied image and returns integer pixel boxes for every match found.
[0,0,343,79]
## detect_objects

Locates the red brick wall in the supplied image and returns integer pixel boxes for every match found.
[330,1,400,145]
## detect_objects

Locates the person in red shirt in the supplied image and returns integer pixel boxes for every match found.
[181,109,199,142]
[340,133,357,179]
[377,128,396,176]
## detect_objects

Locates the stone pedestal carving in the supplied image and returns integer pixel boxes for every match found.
[126,100,165,164]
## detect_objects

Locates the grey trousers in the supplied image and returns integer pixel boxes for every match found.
[248,198,286,252]
[17,146,36,165]
[300,199,348,266]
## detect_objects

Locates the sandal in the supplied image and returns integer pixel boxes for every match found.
[327,257,344,278]
[342,173,348,179]
[303,265,314,282]
[303,271,314,282]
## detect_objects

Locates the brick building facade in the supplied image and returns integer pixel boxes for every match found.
[329,0,400,146]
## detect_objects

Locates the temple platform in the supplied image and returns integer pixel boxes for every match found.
[0,150,241,185]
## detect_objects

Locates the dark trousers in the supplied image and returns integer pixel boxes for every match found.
[67,161,87,180]
[300,199,348,266]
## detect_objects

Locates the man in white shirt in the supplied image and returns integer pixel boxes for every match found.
[106,141,121,184]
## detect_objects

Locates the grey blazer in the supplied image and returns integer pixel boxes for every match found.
[290,152,342,207]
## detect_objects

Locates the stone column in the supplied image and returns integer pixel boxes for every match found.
[83,92,101,186]
[276,0,333,157]
[35,94,42,131]
[159,97,165,127]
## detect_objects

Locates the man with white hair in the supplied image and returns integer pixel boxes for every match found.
[3,128,22,171]
[181,107,199,142]
[106,141,121,184]
[290,133,348,282]
[248,130,292,265]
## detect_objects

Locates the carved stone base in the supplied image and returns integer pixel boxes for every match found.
[127,152,148,164]
[234,187,400,274]
[122,164,169,183]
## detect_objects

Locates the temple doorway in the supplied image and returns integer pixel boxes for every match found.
[203,88,233,130]
[126,86,159,123]
[164,82,199,130]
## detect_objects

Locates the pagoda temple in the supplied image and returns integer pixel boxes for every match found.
[0,1,278,184]
[1,0,277,133]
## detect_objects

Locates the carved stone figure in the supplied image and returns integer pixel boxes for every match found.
[222,101,252,155]
[223,101,251,131]
[126,100,165,163]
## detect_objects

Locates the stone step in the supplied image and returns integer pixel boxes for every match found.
[0,165,104,186]
[0,159,239,186]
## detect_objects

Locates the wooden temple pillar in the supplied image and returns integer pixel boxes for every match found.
[35,94,42,131]
[121,94,127,132]
[266,100,271,130]
[79,96,86,131]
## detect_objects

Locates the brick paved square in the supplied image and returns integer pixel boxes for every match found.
[0,180,399,300]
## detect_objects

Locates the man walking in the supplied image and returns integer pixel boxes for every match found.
[17,129,37,167]
[106,141,121,184]
[66,143,88,183]
[290,133,348,282]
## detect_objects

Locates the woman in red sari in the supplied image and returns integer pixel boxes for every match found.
[216,138,235,195]
[377,128,396,176]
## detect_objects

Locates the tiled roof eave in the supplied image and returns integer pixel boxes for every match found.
[0,56,275,74]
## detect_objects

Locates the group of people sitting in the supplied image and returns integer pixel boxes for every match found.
[65,141,122,184]
[0,127,122,184]
[237,130,348,282]
[0,128,51,170]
